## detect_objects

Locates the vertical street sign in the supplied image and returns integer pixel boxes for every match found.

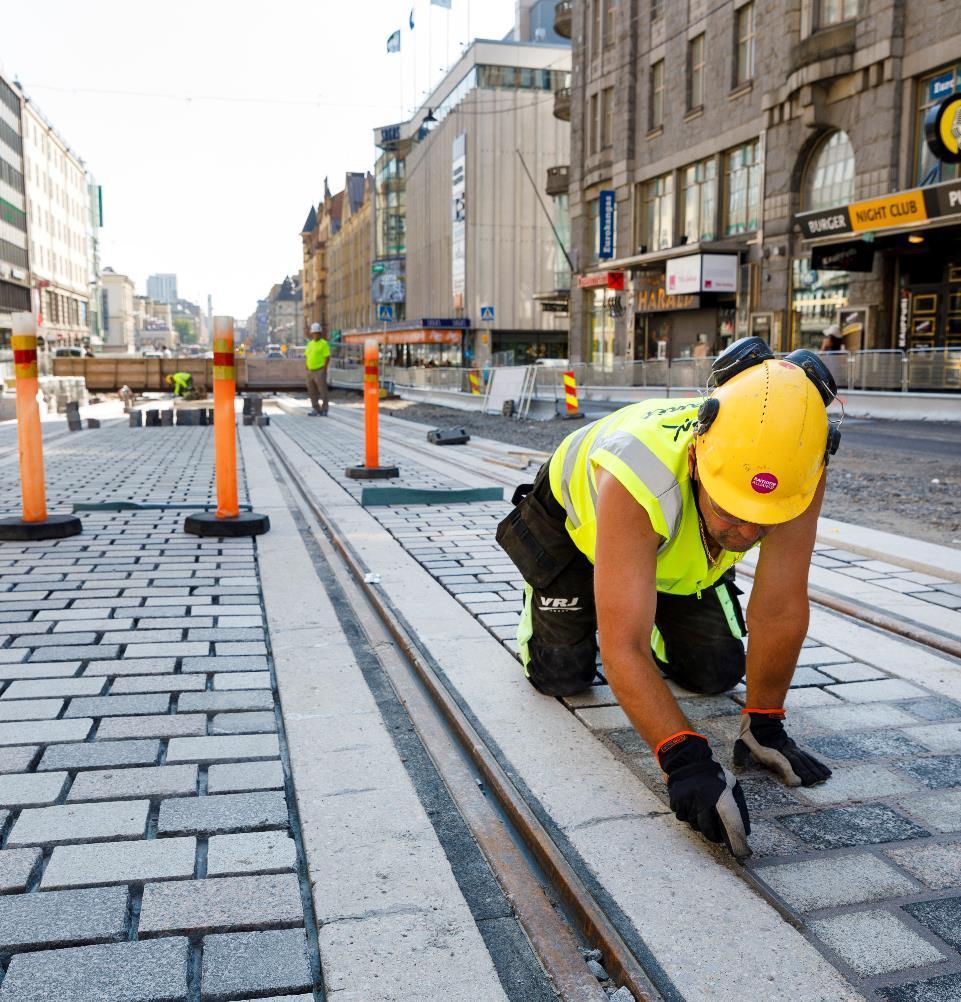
[378,303,395,322]
[598,190,615,260]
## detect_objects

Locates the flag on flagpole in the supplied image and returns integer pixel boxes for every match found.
[387,29,401,52]
[431,0,452,8]
[409,8,415,29]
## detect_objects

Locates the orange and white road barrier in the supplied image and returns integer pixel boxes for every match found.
[184,317,270,537]
[469,369,482,395]
[345,339,399,480]
[562,370,583,419]
[0,313,81,540]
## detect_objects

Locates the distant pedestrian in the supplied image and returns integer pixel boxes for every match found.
[820,324,844,352]
[304,323,330,416]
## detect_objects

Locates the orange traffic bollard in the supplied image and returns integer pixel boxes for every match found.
[0,313,81,540]
[345,339,398,480]
[185,317,270,537]
[561,369,584,420]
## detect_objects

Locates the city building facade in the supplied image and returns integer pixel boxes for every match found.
[267,274,303,344]
[20,96,94,349]
[0,72,30,342]
[300,180,343,336]
[369,35,571,366]
[100,267,136,353]
[566,0,961,367]
[147,273,178,304]
[327,173,375,336]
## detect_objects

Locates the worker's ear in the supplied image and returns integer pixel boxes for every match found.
[687,443,697,480]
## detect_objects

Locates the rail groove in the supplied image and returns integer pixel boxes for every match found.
[259,423,666,1002]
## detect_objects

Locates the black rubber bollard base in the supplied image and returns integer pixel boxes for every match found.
[183,512,271,537]
[345,465,400,480]
[0,514,83,541]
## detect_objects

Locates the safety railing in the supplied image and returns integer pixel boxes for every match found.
[327,347,961,397]
[907,347,961,392]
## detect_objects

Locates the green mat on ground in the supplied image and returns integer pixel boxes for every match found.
[360,486,504,507]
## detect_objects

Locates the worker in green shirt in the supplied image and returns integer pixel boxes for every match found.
[304,323,330,416]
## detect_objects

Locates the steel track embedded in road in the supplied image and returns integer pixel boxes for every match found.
[259,421,667,1002]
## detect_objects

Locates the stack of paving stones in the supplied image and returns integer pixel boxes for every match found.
[811,546,961,612]
[285,413,961,1000]
[0,426,318,1001]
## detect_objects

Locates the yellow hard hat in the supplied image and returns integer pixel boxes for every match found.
[694,357,829,525]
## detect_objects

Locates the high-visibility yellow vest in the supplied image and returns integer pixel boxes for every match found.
[548,398,748,596]
[304,339,330,370]
[171,372,192,393]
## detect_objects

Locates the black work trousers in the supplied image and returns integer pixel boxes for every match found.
[496,464,747,698]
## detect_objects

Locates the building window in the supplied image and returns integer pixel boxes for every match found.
[915,63,961,185]
[651,0,662,18]
[590,93,600,154]
[592,0,602,57]
[817,0,857,28]
[651,60,665,130]
[724,139,762,234]
[603,0,616,47]
[735,3,756,85]
[803,131,855,212]
[688,34,705,110]
[641,173,674,251]
[681,158,717,243]
[601,88,614,149]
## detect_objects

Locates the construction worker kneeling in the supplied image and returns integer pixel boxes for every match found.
[497,338,841,858]
[166,372,194,398]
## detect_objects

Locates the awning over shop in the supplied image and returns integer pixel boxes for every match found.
[342,329,462,346]
[796,177,961,242]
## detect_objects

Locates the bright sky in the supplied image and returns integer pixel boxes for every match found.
[2,0,516,320]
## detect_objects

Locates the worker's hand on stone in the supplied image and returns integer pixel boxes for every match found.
[657,732,752,859]
[733,709,831,787]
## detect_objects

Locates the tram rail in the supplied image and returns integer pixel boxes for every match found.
[259,420,665,1002]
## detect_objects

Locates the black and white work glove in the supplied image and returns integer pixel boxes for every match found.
[733,709,832,787]
[657,731,751,859]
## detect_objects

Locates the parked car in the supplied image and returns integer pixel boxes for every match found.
[52,346,84,358]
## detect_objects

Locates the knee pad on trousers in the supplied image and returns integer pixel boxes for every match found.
[527,634,597,697]
[662,643,745,695]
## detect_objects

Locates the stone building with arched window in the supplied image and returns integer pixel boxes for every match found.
[566,0,961,366]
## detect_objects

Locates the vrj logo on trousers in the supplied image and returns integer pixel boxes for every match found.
[539,597,582,611]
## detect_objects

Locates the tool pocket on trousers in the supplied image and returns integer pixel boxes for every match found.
[496,493,575,591]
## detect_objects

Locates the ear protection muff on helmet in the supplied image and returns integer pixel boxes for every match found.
[707,336,774,389]
[696,336,843,464]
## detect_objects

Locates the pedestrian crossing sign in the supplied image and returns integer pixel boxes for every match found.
[378,304,395,322]
[480,305,494,322]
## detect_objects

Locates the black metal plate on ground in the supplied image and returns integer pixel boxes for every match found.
[183,512,271,537]
[344,465,400,480]
[0,514,83,541]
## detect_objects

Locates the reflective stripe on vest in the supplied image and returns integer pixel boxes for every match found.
[548,398,747,596]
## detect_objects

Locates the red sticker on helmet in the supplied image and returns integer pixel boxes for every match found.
[751,472,778,494]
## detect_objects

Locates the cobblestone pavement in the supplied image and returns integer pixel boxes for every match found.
[0,426,320,1002]
[279,409,961,1001]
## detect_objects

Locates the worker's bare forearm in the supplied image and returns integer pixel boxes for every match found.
[744,602,809,709]
[601,640,690,751]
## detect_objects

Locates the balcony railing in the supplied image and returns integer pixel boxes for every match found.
[553,0,572,39]
[546,165,570,196]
